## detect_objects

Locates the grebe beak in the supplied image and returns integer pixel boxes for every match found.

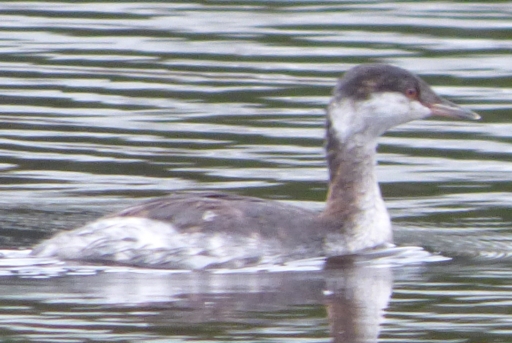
[429,100,480,121]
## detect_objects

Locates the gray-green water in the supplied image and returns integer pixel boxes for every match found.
[0,1,512,342]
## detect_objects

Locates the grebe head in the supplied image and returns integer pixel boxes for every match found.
[323,64,479,250]
[328,64,480,143]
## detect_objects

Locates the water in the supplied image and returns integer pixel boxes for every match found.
[0,0,511,342]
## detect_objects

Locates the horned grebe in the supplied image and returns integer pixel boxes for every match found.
[31,64,480,269]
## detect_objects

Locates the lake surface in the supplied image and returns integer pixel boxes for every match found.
[0,1,511,342]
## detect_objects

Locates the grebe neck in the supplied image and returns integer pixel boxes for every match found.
[321,99,392,246]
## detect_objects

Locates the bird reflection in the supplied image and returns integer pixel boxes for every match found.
[0,255,394,342]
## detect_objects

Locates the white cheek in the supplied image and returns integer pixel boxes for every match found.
[328,92,432,142]
[362,93,409,119]
[408,99,432,119]
[364,92,427,120]
[359,93,431,133]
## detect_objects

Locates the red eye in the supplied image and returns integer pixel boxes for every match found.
[406,88,418,99]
